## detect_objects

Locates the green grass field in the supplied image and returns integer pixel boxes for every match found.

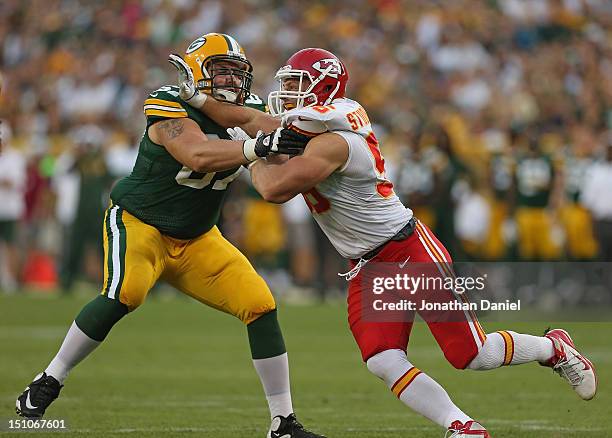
[0,293,610,437]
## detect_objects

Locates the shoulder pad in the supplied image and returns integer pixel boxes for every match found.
[284,100,365,133]
[144,85,187,120]
[289,105,338,122]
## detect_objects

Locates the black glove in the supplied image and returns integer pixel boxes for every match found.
[276,128,313,155]
[243,127,312,160]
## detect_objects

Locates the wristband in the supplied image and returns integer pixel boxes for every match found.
[187,92,208,109]
[243,138,258,162]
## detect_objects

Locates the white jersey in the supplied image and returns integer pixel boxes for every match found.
[282,98,412,259]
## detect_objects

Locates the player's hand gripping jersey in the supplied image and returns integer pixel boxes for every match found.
[110,86,266,239]
[283,98,412,259]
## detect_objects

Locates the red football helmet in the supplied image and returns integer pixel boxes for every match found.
[268,48,349,116]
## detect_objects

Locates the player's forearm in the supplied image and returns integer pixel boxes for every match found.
[250,159,311,203]
[201,99,280,136]
[242,112,281,137]
[152,118,252,172]
[189,139,250,172]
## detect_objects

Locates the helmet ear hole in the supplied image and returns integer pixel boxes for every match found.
[323,85,333,92]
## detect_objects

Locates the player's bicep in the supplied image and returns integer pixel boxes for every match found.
[278,133,349,192]
[148,118,208,168]
[302,133,349,175]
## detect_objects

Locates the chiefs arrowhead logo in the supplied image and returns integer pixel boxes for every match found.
[312,58,342,78]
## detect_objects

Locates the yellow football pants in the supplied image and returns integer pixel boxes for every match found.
[481,199,508,260]
[100,205,275,324]
[515,207,562,260]
[242,200,286,257]
[559,203,598,259]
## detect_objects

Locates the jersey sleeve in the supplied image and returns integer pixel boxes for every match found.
[143,85,188,126]
[284,105,337,125]
[283,100,364,133]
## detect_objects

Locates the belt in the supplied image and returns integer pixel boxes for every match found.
[356,217,417,262]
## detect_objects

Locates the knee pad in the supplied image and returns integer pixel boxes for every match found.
[466,332,505,370]
[366,349,410,383]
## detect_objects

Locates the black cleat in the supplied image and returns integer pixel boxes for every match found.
[268,413,326,438]
[16,372,62,418]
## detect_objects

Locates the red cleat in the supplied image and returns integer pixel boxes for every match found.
[541,328,597,400]
[446,420,491,437]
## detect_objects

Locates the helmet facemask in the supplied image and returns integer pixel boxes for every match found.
[268,68,319,117]
[198,55,253,105]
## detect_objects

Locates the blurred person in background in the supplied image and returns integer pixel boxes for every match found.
[241,184,286,271]
[395,133,438,230]
[481,130,514,260]
[427,125,467,258]
[558,125,599,260]
[281,197,318,294]
[453,174,491,260]
[0,121,26,292]
[18,140,57,290]
[513,131,563,260]
[58,125,112,292]
[582,134,612,261]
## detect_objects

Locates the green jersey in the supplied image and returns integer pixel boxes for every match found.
[515,153,555,208]
[110,85,266,239]
[563,153,592,203]
[489,152,513,200]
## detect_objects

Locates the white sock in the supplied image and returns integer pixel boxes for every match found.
[468,331,554,370]
[252,352,293,418]
[367,349,472,428]
[45,322,101,384]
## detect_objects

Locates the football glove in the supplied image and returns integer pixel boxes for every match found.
[227,126,262,142]
[168,53,207,109]
[242,127,311,161]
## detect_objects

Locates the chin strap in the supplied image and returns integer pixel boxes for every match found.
[324,80,341,105]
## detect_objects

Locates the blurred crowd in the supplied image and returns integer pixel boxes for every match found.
[0,0,611,296]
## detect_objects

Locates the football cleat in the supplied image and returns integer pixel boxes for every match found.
[541,328,597,400]
[267,413,326,438]
[445,420,491,437]
[16,372,62,418]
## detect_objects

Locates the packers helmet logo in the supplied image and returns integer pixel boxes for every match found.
[186,36,207,54]
[312,58,342,78]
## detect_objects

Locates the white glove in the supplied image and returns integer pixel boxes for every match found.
[168,53,208,109]
[227,126,262,142]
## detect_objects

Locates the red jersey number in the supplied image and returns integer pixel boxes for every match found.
[365,132,395,198]
[302,188,331,214]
